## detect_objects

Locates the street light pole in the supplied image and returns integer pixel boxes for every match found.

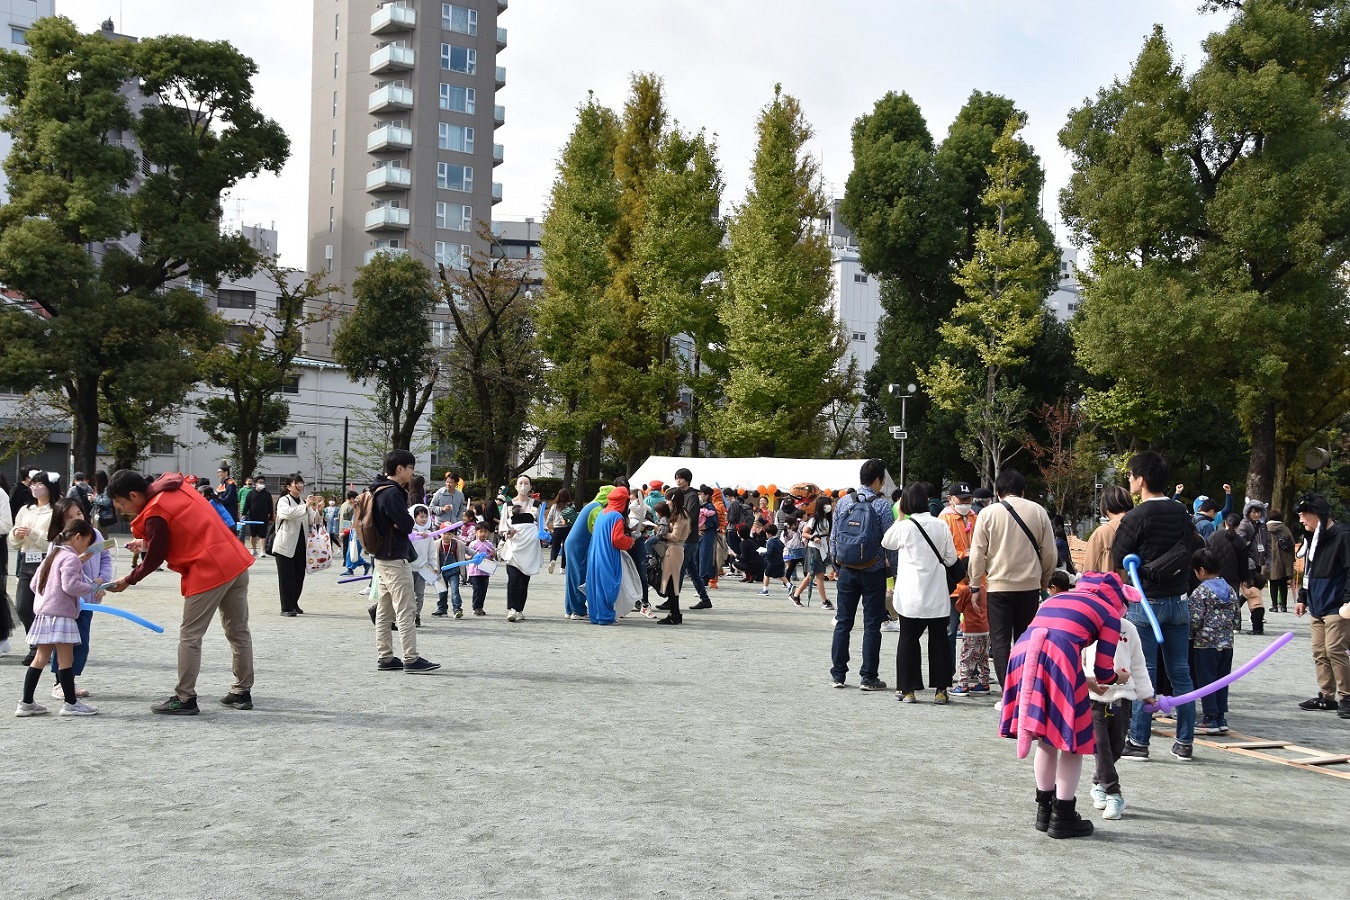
[888,382,918,486]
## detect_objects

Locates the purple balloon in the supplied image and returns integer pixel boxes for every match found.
[1146,631,1295,714]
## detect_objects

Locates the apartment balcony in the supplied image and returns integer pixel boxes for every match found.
[370,4,415,34]
[495,66,506,88]
[364,206,411,231]
[369,44,414,75]
[491,182,503,204]
[367,84,413,113]
[366,124,413,152]
[496,27,507,50]
[366,165,412,192]
[498,0,508,11]
[492,143,504,166]
[493,104,505,127]
[364,247,409,265]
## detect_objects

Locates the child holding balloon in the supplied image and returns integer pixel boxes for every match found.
[45,498,112,701]
[16,519,99,717]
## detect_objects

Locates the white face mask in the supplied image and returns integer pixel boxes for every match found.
[30,483,48,500]
[955,503,973,516]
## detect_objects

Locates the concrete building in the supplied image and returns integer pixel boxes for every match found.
[305,0,507,358]
[1046,247,1082,322]
[0,0,54,205]
[823,200,883,377]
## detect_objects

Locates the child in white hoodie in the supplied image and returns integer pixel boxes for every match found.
[1082,615,1155,820]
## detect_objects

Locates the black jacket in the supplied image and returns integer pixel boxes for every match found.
[243,487,273,523]
[1206,528,1248,593]
[369,475,414,561]
[1302,522,1350,617]
[1113,498,1202,597]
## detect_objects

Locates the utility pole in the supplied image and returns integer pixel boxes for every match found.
[887,382,918,486]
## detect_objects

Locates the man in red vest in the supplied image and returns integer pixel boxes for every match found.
[106,471,256,716]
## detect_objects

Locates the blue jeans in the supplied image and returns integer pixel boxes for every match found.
[435,545,462,613]
[1127,596,1196,745]
[680,541,710,603]
[628,538,649,607]
[1192,646,1233,719]
[50,609,93,677]
[830,567,887,684]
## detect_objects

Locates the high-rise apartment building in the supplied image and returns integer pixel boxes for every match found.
[0,1,56,205]
[306,0,506,357]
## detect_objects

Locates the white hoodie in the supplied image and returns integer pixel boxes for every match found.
[1081,617,1155,704]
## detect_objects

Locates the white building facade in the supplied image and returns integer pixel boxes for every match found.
[0,1,55,205]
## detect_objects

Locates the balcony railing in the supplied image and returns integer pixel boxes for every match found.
[498,0,508,11]
[364,207,411,231]
[495,66,506,88]
[367,84,413,113]
[493,104,505,127]
[369,44,415,75]
[364,247,410,265]
[366,124,413,152]
[492,143,504,166]
[366,166,412,191]
[491,182,503,204]
[497,27,507,50]
[371,4,415,34]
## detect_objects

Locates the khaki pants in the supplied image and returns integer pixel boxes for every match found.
[375,558,419,663]
[175,570,254,701]
[1311,614,1350,699]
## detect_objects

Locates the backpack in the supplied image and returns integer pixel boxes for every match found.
[834,492,883,570]
[352,484,397,557]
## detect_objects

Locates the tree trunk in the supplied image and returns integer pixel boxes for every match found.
[563,451,575,497]
[1271,439,1298,519]
[69,374,100,476]
[1245,400,1277,504]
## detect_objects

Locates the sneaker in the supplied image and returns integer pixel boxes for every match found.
[376,656,404,671]
[1103,793,1126,820]
[1198,717,1221,735]
[473,608,486,616]
[948,685,970,696]
[791,595,804,607]
[404,657,441,674]
[220,691,253,710]
[507,610,519,622]
[880,620,901,633]
[757,588,770,595]
[548,560,556,574]
[15,701,47,717]
[859,679,888,692]
[632,601,643,612]
[453,609,464,619]
[60,699,99,716]
[0,638,10,655]
[151,696,199,716]
[1089,784,1109,810]
[969,684,991,694]
[367,605,377,625]
[690,600,712,610]
[830,679,846,689]
[1340,699,1350,720]
[414,617,421,627]
[515,612,525,621]
[431,610,447,617]
[897,691,917,703]
[1119,738,1149,761]
[1170,740,1193,761]
[934,688,949,705]
[1298,694,1338,711]
[820,601,834,610]
[1217,717,1230,733]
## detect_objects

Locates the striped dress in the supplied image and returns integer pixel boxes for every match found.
[999,572,1126,756]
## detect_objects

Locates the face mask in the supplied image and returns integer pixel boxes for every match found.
[30,483,48,500]
[955,503,972,516]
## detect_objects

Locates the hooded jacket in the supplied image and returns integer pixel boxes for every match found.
[1266,518,1297,580]
[369,474,414,561]
[1301,520,1350,618]
[130,473,254,596]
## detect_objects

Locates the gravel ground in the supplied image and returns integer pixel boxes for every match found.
[1,556,1347,899]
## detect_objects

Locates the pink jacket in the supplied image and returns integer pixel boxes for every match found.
[31,547,87,620]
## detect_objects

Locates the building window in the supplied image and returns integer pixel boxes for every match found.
[435,202,472,232]
[435,241,470,269]
[440,43,476,74]
[217,289,257,310]
[852,331,867,342]
[439,83,475,114]
[188,279,206,297]
[330,168,336,194]
[437,163,473,192]
[329,206,335,234]
[438,123,474,153]
[853,273,869,284]
[149,438,175,456]
[431,321,451,347]
[333,51,339,78]
[11,27,28,45]
[263,436,298,455]
[334,13,339,39]
[226,324,259,344]
[442,4,478,34]
[1067,302,1079,313]
[331,129,337,156]
[332,90,338,118]
[281,374,301,394]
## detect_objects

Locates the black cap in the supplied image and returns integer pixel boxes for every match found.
[972,487,994,500]
[949,482,973,499]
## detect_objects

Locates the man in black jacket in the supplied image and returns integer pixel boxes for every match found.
[1294,494,1350,718]
[674,468,713,610]
[1112,450,1202,761]
[370,450,439,674]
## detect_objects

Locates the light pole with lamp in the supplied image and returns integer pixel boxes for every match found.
[887,382,917,486]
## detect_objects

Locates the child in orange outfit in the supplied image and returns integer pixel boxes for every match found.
[952,583,991,694]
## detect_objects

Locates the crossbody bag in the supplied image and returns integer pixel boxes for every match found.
[912,519,968,593]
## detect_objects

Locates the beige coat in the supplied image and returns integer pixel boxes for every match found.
[968,495,1057,592]
[1082,518,1122,575]
[658,515,691,597]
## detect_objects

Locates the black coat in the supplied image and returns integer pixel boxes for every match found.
[1113,498,1203,597]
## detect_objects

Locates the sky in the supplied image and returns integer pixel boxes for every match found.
[57,1,1233,269]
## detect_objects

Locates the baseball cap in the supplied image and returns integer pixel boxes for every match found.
[948,482,973,499]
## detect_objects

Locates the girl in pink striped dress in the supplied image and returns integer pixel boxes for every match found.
[999,571,1127,838]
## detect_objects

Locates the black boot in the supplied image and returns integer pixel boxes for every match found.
[1047,797,1094,839]
[1035,789,1054,833]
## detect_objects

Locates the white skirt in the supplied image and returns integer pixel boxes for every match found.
[27,614,82,646]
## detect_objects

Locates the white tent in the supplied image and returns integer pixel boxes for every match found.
[628,456,896,496]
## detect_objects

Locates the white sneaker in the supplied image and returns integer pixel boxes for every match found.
[60,699,99,716]
[506,610,519,622]
[15,701,48,717]
[51,683,90,700]
[0,638,11,655]
[548,560,556,574]
[1103,793,1126,820]
[880,620,902,633]
[515,612,525,621]
[1090,784,1109,810]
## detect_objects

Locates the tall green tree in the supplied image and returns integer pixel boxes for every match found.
[923,118,1058,484]
[1061,1,1350,512]
[431,226,544,493]
[536,94,621,491]
[197,260,338,478]
[710,85,843,456]
[0,18,289,474]
[332,253,438,453]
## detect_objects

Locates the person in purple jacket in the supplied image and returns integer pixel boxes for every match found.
[44,499,113,702]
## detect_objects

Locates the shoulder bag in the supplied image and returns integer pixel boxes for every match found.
[912,519,968,593]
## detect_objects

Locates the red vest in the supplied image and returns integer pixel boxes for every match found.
[132,476,254,596]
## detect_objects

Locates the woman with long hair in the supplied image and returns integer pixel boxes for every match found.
[791,497,834,609]
[272,473,320,616]
[498,474,543,621]
[653,488,691,625]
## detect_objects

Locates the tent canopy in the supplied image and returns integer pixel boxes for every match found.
[628,456,896,497]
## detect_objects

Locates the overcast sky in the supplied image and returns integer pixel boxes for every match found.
[58,1,1231,269]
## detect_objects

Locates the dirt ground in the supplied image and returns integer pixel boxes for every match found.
[2,555,1347,899]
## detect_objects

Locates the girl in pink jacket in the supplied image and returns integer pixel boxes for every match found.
[17,519,99,717]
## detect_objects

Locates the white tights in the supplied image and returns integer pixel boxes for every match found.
[1033,740,1084,800]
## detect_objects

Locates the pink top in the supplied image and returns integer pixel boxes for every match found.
[30,547,88,620]
[466,539,495,577]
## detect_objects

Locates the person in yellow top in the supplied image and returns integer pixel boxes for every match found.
[1082,487,1134,575]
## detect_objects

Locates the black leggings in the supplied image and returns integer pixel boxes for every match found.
[1269,577,1290,609]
